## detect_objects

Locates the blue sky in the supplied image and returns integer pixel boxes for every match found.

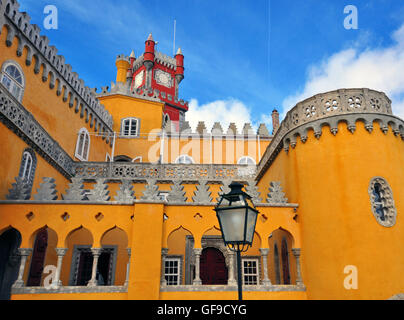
[18,0,404,131]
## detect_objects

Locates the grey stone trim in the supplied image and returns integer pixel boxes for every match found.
[62,178,87,201]
[114,180,136,203]
[215,179,232,202]
[0,83,75,178]
[34,177,58,201]
[267,182,288,204]
[368,177,397,228]
[192,180,212,204]
[11,286,127,295]
[141,179,161,201]
[257,88,404,180]
[6,176,31,200]
[87,179,111,202]
[160,284,306,292]
[1,2,113,132]
[245,180,263,205]
[155,51,177,70]
[167,180,187,203]
[388,293,404,300]
[73,163,257,182]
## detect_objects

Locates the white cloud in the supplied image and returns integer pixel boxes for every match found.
[282,24,404,120]
[186,98,275,135]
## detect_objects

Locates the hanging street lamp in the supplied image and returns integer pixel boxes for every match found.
[214,182,260,301]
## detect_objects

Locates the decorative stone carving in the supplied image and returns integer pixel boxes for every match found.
[62,178,87,201]
[257,124,270,137]
[6,177,31,200]
[368,177,397,227]
[167,180,187,203]
[245,180,263,205]
[34,177,58,201]
[266,182,288,204]
[87,179,110,202]
[141,179,161,201]
[114,180,136,203]
[74,162,256,182]
[216,179,232,202]
[0,85,75,178]
[192,180,212,204]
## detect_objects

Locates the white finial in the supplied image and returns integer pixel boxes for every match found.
[147,33,154,41]
[130,50,136,58]
[176,47,182,55]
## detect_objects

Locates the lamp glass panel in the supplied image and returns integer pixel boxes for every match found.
[245,207,258,244]
[218,208,246,243]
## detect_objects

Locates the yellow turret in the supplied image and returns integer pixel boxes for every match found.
[115,54,130,84]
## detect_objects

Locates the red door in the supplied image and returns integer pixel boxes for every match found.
[27,228,48,286]
[200,248,228,285]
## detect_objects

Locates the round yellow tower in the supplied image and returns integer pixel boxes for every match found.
[257,88,404,300]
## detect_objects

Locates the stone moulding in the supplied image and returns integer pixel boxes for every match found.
[11,286,127,295]
[257,88,404,180]
[0,0,114,137]
[73,163,257,182]
[0,83,75,178]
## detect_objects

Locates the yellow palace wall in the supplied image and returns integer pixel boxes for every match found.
[0,26,112,163]
[1,197,303,300]
[257,120,404,300]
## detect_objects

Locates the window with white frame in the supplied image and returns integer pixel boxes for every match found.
[18,148,37,198]
[1,61,25,102]
[175,155,194,164]
[237,156,256,165]
[164,257,181,285]
[242,258,260,285]
[75,128,90,161]
[121,118,140,137]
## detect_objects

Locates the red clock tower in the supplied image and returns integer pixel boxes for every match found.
[128,33,188,131]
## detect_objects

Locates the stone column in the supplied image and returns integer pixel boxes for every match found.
[292,248,303,286]
[53,248,68,288]
[260,248,272,286]
[87,248,102,287]
[227,250,237,286]
[160,248,169,286]
[192,248,202,285]
[12,248,33,288]
[124,248,132,287]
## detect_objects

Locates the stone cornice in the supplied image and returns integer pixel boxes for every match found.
[256,88,404,180]
[0,0,114,136]
[0,83,74,178]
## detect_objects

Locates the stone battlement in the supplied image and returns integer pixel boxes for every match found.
[0,0,114,132]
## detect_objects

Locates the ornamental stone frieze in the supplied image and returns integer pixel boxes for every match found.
[0,84,75,178]
[0,0,114,135]
[257,88,404,180]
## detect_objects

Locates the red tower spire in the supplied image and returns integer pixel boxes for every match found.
[175,47,184,84]
[144,33,155,71]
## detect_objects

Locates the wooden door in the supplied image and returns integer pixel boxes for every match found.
[281,239,291,285]
[27,228,48,287]
[200,248,228,285]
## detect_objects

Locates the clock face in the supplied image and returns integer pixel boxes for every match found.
[134,71,144,89]
[155,69,172,88]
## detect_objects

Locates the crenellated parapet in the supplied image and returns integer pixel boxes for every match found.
[257,88,404,179]
[163,119,272,139]
[0,0,114,138]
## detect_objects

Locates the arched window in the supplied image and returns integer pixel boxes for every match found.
[175,155,194,164]
[75,128,90,161]
[163,114,170,128]
[121,118,140,137]
[237,156,256,165]
[1,61,25,102]
[18,148,37,197]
